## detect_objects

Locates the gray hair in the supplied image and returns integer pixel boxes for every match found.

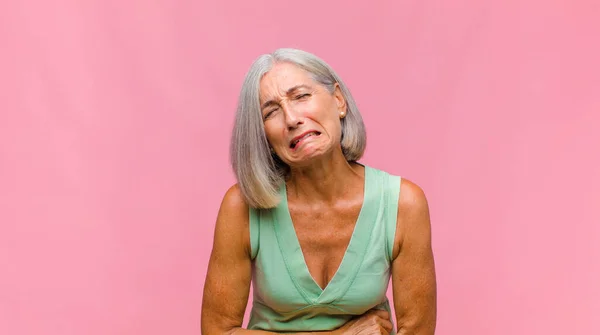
[230,48,367,209]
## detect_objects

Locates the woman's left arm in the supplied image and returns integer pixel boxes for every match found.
[391,179,437,335]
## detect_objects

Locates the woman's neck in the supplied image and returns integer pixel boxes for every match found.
[286,152,364,205]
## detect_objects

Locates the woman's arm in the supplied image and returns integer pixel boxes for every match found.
[201,185,347,335]
[391,179,437,335]
[201,185,254,335]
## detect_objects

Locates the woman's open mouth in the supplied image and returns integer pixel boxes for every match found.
[290,131,321,150]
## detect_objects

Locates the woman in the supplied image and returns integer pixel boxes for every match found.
[201,48,436,335]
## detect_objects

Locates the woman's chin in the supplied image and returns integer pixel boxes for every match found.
[284,147,337,167]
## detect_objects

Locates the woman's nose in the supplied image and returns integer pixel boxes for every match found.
[283,105,303,130]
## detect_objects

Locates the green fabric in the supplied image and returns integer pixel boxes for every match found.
[248,165,401,333]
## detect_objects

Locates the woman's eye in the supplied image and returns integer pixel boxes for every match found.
[295,94,310,100]
[263,108,278,120]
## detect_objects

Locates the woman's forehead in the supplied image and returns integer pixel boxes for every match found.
[260,64,318,104]
[260,63,314,93]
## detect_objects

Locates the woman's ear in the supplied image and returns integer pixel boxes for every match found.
[333,83,347,112]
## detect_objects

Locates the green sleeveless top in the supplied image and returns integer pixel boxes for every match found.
[247,165,401,333]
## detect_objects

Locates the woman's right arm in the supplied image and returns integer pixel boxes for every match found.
[201,184,265,335]
[202,185,306,335]
[201,185,391,335]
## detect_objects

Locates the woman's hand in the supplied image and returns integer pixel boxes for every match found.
[335,310,393,335]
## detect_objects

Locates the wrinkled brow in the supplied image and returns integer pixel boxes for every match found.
[261,84,312,110]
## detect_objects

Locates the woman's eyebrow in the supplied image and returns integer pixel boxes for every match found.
[261,84,312,110]
[285,84,311,95]
[261,100,278,111]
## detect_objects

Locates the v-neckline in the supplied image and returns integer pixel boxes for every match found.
[272,165,381,304]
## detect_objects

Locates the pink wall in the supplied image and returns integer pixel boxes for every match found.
[1,1,598,334]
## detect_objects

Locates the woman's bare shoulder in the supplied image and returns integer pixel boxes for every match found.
[220,184,249,215]
[215,184,250,234]
[398,178,429,215]
[392,177,432,259]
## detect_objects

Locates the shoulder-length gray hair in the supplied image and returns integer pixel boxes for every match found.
[230,48,367,209]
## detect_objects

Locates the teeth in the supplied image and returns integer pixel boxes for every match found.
[291,132,317,148]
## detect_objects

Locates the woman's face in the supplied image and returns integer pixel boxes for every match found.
[259,62,346,167]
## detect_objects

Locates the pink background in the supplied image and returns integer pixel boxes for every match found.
[1,1,599,334]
